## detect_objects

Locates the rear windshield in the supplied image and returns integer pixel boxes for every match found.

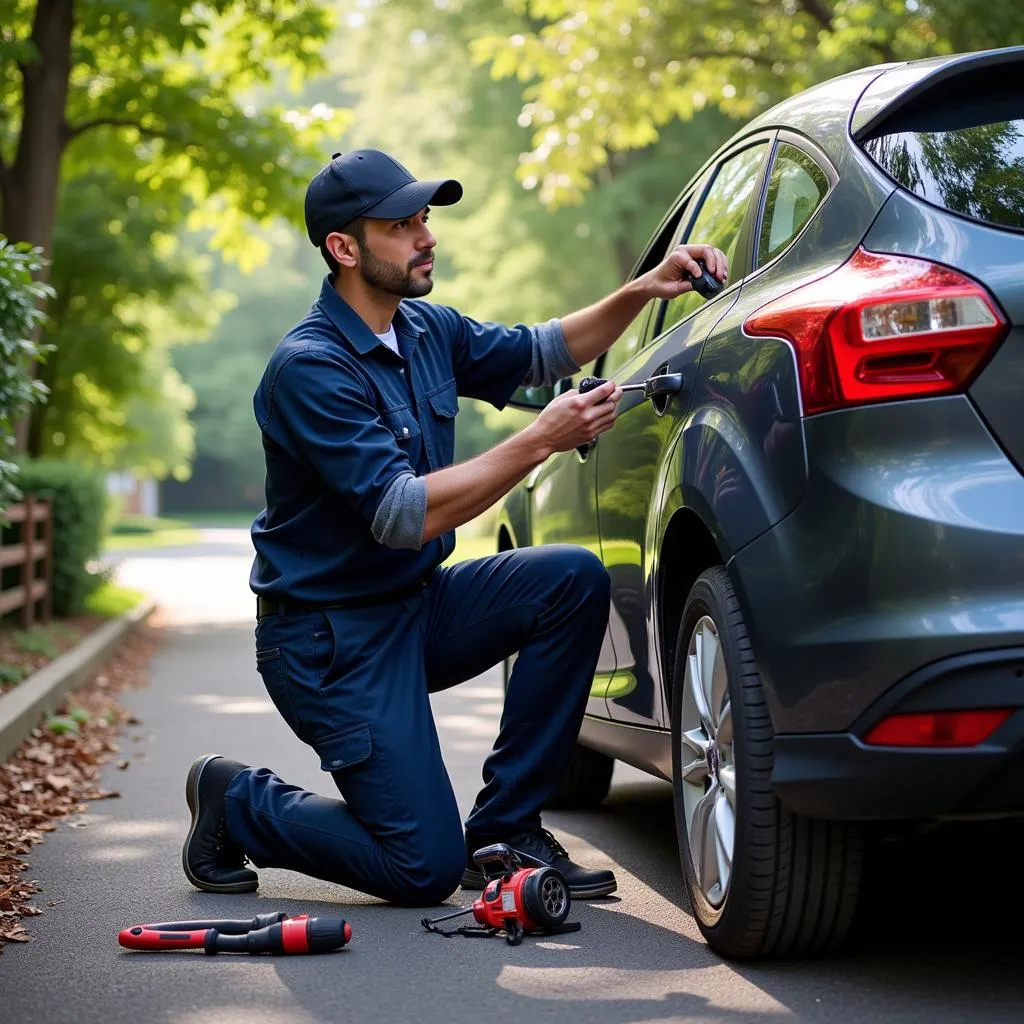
[861,78,1024,232]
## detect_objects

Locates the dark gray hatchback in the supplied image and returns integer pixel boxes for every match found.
[497,46,1024,959]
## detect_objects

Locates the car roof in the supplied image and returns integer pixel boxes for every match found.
[697,46,1024,167]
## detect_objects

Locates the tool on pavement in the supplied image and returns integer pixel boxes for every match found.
[579,373,684,400]
[118,911,352,955]
[421,843,580,946]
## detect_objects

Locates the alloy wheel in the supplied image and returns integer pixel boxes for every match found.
[678,615,736,908]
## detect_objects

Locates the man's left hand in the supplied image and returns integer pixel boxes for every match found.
[642,244,729,300]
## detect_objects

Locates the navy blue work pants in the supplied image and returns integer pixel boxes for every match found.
[224,545,610,906]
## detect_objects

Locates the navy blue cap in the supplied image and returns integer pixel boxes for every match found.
[304,149,463,246]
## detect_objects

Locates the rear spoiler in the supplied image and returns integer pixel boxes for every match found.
[851,45,1024,141]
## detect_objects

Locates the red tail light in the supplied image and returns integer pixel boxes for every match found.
[743,248,1008,415]
[863,709,1012,748]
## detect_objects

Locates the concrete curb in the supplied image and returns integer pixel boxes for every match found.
[0,597,157,763]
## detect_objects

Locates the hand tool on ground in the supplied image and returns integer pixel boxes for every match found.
[118,912,352,955]
[421,843,580,946]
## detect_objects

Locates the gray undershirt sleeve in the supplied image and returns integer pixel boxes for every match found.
[371,472,427,550]
[523,318,580,387]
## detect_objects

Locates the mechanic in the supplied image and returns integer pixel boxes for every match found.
[181,149,728,906]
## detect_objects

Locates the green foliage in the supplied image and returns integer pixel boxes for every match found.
[0,240,53,517]
[0,664,28,686]
[46,715,79,735]
[110,514,189,535]
[13,458,108,615]
[84,581,145,618]
[12,628,59,659]
[1,0,349,476]
[474,0,1024,205]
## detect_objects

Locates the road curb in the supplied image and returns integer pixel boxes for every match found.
[0,597,157,763]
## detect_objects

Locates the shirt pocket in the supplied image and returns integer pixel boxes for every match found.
[425,379,459,468]
[380,404,423,467]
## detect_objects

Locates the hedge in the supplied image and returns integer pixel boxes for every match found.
[6,459,108,616]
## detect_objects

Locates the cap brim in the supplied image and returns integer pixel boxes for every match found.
[364,178,463,220]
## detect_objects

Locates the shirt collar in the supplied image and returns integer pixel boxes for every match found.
[316,276,427,357]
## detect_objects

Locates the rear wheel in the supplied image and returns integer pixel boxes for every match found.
[503,650,614,810]
[671,567,864,959]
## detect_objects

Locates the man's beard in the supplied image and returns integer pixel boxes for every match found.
[359,244,433,298]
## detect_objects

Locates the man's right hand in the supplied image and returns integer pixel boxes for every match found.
[529,379,623,458]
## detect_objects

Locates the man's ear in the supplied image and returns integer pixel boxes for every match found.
[325,230,360,269]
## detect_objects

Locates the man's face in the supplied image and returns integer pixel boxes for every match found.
[357,208,436,298]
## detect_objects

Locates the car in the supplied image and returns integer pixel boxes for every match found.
[496,45,1024,960]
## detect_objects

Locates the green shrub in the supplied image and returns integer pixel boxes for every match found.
[0,240,54,520]
[9,458,108,615]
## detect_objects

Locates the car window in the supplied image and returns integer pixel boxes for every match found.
[601,300,658,378]
[757,143,830,266]
[660,142,768,335]
[859,70,1024,232]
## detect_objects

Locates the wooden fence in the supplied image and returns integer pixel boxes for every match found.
[0,495,53,627]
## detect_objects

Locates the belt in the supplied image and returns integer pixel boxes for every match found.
[256,575,432,619]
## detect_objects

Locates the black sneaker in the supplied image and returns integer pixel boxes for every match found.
[462,827,617,899]
[182,754,258,894]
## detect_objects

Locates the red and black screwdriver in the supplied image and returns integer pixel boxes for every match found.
[118,912,352,955]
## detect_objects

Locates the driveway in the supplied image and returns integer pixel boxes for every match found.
[5,531,1023,1022]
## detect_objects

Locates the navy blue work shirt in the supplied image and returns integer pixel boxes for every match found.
[250,277,547,605]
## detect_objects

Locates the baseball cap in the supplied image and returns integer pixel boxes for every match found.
[304,149,463,247]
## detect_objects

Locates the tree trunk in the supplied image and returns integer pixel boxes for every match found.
[3,0,75,455]
[4,0,74,257]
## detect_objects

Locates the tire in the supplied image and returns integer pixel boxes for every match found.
[670,567,864,959]
[503,650,614,810]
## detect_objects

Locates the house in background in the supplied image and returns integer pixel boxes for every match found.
[107,472,159,518]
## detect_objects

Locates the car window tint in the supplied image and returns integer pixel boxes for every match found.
[859,67,1024,232]
[757,144,830,265]
[602,300,658,377]
[661,143,768,334]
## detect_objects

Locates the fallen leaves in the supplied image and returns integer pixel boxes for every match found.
[0,626,159,951]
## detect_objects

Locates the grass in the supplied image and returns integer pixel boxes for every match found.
[103,527,201,551]
[444,530,497,565]
[103,510,257,552]
[85,580,146,618]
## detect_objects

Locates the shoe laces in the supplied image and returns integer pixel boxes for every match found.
[213,818,250,866]
[521,827,569,860]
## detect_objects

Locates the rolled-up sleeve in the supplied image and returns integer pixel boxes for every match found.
[270,348,418,541]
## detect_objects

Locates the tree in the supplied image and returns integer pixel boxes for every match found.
[0,0,347,468]
[472,0,1024,206]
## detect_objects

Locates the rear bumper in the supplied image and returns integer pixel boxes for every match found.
[773,648,1024,820]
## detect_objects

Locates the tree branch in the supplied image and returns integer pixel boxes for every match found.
[62,117,172,146]
[797,0,834,31]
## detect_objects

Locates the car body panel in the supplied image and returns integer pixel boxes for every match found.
[731,396,1024,734]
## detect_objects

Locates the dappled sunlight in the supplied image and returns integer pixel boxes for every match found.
[87,845,149,862]
[91,818,180,839]
[188,694,276,714]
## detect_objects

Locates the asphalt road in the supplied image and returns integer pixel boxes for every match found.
[4,532,1023,1023]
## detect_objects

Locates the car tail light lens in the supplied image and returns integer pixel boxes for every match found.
[743,248,1008,415]
[863,709,1012,747]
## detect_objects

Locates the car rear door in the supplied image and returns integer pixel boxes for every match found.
[594,137,773,727]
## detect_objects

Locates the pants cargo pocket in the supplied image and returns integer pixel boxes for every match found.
[313,722,412,833]
[316,722,373,773]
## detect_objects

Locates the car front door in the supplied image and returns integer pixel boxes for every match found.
[594,137,772,726]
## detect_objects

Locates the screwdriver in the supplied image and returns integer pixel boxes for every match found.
[578,374,683,398]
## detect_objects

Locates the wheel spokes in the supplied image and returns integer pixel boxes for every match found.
[690,785,720,900]
[680,727,710,786]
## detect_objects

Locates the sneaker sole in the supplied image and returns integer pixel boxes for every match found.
[461,867,617,900]
[182,754,258,894]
